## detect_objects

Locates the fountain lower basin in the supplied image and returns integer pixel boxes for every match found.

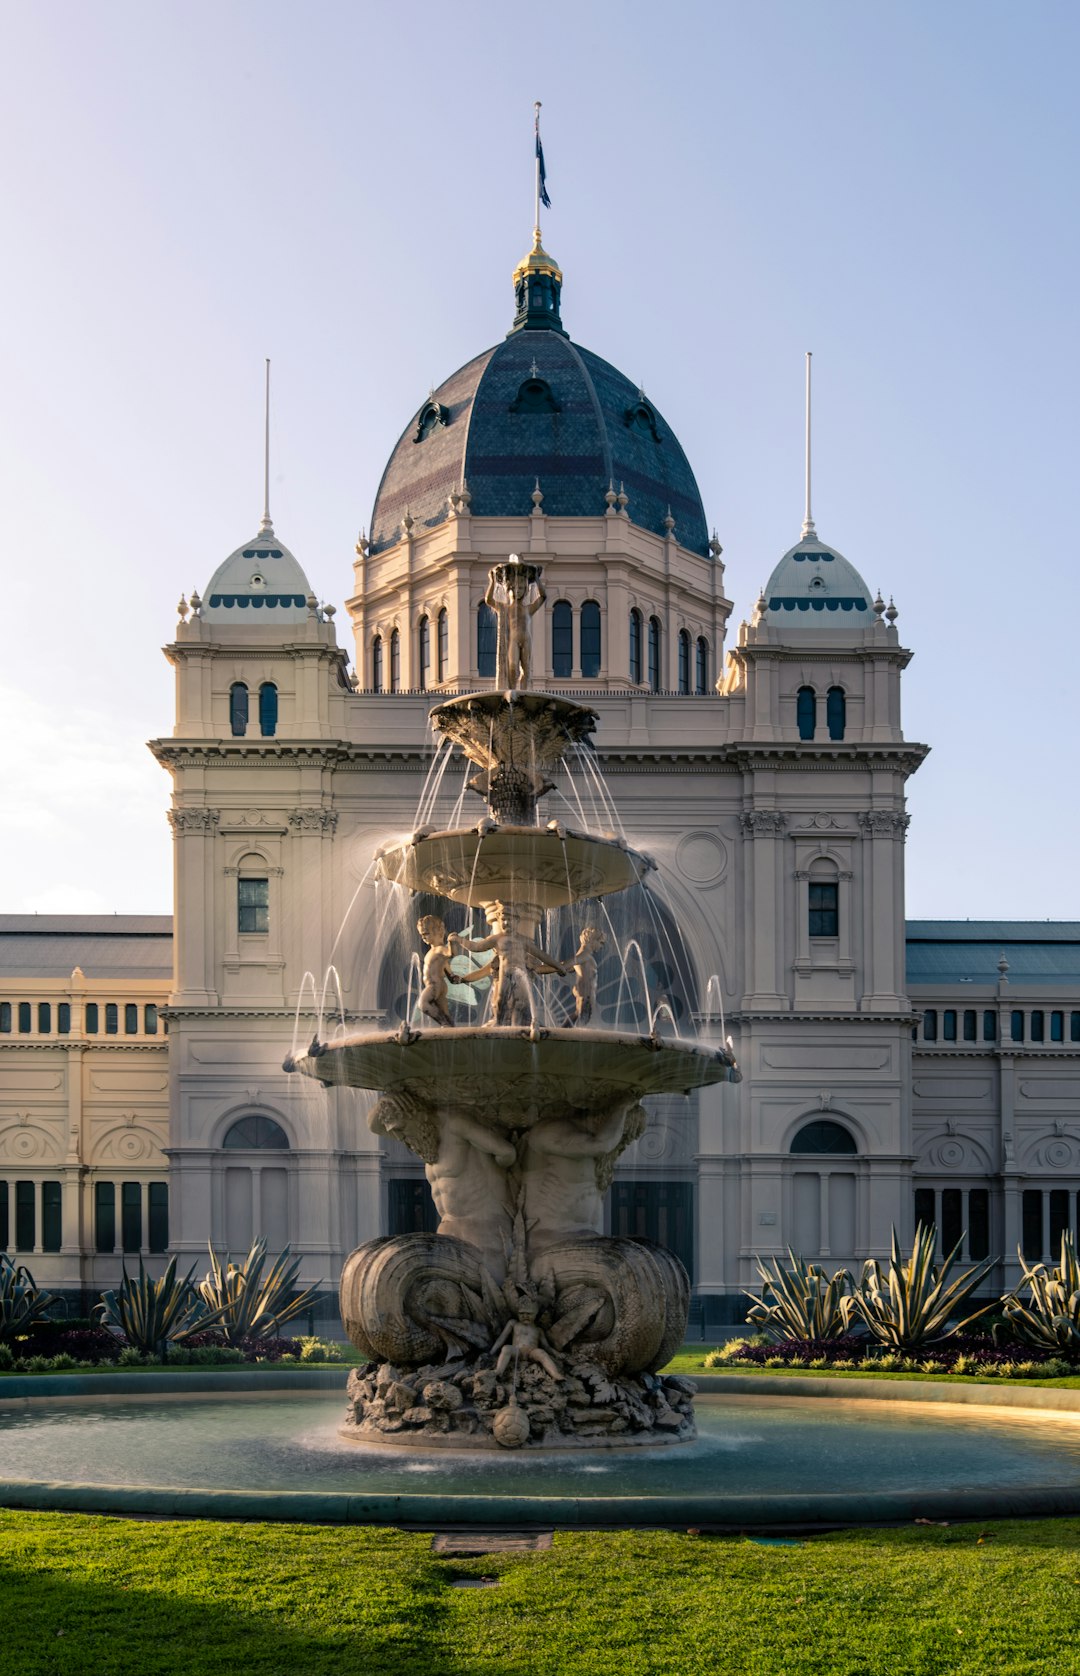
[292,1026,739,1122]
[4,1382,1080,1528]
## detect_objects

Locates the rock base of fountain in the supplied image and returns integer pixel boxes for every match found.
[341,1356,697,1451]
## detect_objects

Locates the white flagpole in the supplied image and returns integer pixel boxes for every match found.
[802,351,816,539]
[534,100,542,240]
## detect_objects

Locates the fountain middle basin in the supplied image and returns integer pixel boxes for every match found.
[4,1383,1080,1527]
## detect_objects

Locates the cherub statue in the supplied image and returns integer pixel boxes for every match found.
[484,559,546,690]
[415,914,489,1028]
[456,918,565,1028]
[568,925,605,1026]
[492,1297,562,1382]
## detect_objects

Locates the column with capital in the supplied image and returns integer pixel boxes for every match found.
[168,808,220,1005]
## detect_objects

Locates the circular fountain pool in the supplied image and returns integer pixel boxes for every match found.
[4,1387,1080,1528]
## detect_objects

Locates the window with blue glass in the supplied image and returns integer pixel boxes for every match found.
[677,630,690,694]
[418,616,430,690]
[629,609,643,684]
[124,1004,138,1035]
[923,1009,938,1041]
[372,634,383,692]
[18,1002,30,1033]
[552,600,573,677]
[943,1009,957,1042]
[258,682,278,737]
[0,1003,9,1032]
[390,628,401,692]
[647,617,661,692]
[438,608,448,682]
[983,1010,997,1042]
[477,604,496,679]
[37,1003,50,1034]
[105,1003,118,1035]
[1052,1011,1064,1042]
[85,1003,99,1034]
[696,637,709,694]
[229,683,249,737]
[1031,1010,1045,1043]
[808,881,839,937]
[58,1003,70,1034]
[580,601,601,678]
[238,877,269,934]
[1011,1010,1025,1042]
[826,686,846,741]
[797,687,816,740]
[963,1009,977,1041]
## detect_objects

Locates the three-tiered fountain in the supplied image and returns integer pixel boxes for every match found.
[288,561,739,1449]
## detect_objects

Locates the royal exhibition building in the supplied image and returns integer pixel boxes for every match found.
[3,233,1079,1329]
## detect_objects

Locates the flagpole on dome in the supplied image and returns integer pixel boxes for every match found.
[534,100,551,244]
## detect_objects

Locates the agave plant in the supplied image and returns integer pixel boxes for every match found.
[745,1250,854,1343]
[0,1254,59,1342]
[96,1257,224,1355]
[848,1222,997,1351]
[197,1240,320,1345]
[1003,1231,1080,1355]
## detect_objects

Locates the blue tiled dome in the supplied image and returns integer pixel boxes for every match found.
[369,311,710,558]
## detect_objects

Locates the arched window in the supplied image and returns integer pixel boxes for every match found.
[390,628,401,692]
[258,682,278,737]
[808,861,839,938]
[796,686,816,740]
[418,616,430,691]
[827,686,846,741]
[629,609,643,684]
[238,856,269,934]
[648,616,661,692]
[229,683,249,737]
[790,1119,857,1155]
[477,602,496,679]
[222,1114,290,1149]
[372,634,383,692]
[696,637,709,694]
[552,600,573,678]
[580,601,601,678]
[677,630,690,694]
[437,608,448,682]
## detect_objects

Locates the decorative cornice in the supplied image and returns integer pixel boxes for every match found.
[740,811,786,837]
[858,811,911,836]
[288,809,340,833]
[167,807,220,832]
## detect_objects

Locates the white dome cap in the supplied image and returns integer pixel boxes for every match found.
[202,524,314,625]
[762,534,874,623]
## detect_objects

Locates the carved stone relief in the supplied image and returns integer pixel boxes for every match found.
[168,808,220,832]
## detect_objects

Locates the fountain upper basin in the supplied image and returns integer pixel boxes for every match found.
[376,826,651,918]
[290,1026,739,1125]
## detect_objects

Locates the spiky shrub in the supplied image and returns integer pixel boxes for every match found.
[1004,1231,1080,1356]
[0,1254,59,1342]
[848,1223,997,1352]
[196,1240,320,1345]
[745,1251,855,1343]
[96,1257,223,1356]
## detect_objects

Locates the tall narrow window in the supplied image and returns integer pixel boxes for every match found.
[0,1003,9,1032]
[229,682,249,737]
[85,1003,99,1034]
[677,630,690,694]
[389,628,401,692]
[41,1181,62,1253]
[15,1181,34,1251]
[144,1005,158,1035]
[580,601,601,678]
[1051,1011,1064,1042]
[1030,1010,1045,1042]
[968,1188,990,1261]
[238,877,269,934]
[695,637,709,694]
[148,1182,169,1253]
[1072,1012,1080,1042]
[1011,1010,1025,1043]
[372,634,383,692]
[258,682,278,737]
[418,616,430,690]
[808,881,839,938]
[983,1010,997,1042]
[124,1004,138,1035]
[105,1003,118,1036]
[552,600,573,678]
[963,1009,977,1041]
[477,603,496,678]
[647,617,661,692]
[122,1182,142,1254]
[17,1002,30,1033]
[437,608,448,682]
[95,1181,116,1253]
[826,686,846,741]
[0,1181,7,1249]
[37,1003,51,1034]
[941,1187,963,1256]
[797,687,816,740]
[923,1010,938,1041]
[58,1003,71,1035]
[629,609,643,684]
[943,1009,957,1042]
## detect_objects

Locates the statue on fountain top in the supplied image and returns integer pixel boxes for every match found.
[415,914,490,1028]
[456,917,566,1028]
[484,558,546,691]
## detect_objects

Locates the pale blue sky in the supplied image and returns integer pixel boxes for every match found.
[0,0,1076,916]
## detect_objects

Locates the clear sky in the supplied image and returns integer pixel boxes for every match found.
[0,0,1076,918]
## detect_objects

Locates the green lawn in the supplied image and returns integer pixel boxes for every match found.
[2,1510,1080,1676]
[663,1345,1080,1388]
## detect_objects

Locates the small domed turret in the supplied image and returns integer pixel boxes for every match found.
[201,523,315,624]
[762,534,874,623]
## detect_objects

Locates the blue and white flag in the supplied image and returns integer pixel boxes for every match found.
[535,111,552,210]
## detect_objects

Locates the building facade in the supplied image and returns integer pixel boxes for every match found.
[4,238,1079,1320]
